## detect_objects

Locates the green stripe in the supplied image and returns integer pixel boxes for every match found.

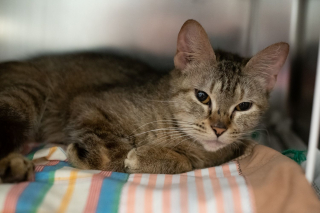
[111,174,129,213]
[26,144,46,160]
[30,170,55,213]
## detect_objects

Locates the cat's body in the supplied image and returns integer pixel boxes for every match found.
[0,20,289,183]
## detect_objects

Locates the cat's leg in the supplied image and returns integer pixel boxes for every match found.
[67,136,132,172]
[0,62,47,183]
[66,103,133,172]
[124,145,193,174]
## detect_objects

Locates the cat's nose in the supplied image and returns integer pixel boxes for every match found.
[212,127,227,137]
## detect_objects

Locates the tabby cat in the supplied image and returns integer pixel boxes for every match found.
[0,20,289,183]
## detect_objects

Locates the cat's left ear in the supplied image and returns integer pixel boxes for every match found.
[245,42,289,92]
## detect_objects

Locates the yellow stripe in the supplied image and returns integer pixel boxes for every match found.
[46,147,58,160]
[57,170,78,213]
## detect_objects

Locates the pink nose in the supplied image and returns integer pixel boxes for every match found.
[212,127,226,137]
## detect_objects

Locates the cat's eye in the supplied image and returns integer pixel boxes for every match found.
[235,102,252,111]
[195,90,211,104]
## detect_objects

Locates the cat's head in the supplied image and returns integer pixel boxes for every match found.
[169,19,289,152]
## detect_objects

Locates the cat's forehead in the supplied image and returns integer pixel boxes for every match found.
[197,60,245,92]
[193,51,248,86]
[184,51,262,102]
[194,60,262,104]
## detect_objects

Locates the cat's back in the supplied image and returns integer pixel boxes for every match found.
[0,53,158,94]
[0,53,162,143]
[33,53,158,93]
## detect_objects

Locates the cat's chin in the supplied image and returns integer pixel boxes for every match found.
[201,140,227,152]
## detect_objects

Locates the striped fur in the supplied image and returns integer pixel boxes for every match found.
[0,20,288,182]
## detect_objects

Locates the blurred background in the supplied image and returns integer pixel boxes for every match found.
[0,0,319,151]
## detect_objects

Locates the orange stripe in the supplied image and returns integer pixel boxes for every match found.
[223,165,242,213]
[46,147,58,160]
[162,175,173,213]
[2,183,29,213]
[57,170,78,213]
[194,170,207,213]
[180,174,188,213]
[126,174,142,213]
[208,168,224,212]
[145,174,157,213]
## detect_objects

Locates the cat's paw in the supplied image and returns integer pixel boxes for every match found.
[124,146,154,173]
[124,146,193,174]
[0,153,35,183]
[124,148,142,173]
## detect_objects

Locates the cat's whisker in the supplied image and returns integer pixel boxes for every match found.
[155,134,192,148]
[134,128,195,145]
[148,131,189,146]
[159,133,196,145]
[162,136,194,158]
[130,120,195,135]
[131,126,196,137]
[252,128,270,143]
[135,98,178,103]
[162,135,195,157]
[151,131,195,147]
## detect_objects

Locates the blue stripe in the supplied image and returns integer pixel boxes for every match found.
[16,182,50,213]
[96,172,129,213]
[35,161,70,182]
[16,162,72,212]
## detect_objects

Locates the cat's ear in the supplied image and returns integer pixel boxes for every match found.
[174,19,216,71]
[245,42,289,92]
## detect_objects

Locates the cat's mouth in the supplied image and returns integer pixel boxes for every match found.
[201,139,226,151]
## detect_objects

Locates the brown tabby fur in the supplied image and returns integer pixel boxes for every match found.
[0,20,289,183]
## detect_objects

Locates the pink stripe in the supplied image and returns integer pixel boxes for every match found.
[2,182,29,213]
[126,174,142,213]
[83,172,108,213]
[162,175,173,213]
[35,165,44,172]
[180,174,188,213]
[223,164,242,213]
[208,168,224,212]
[46,160,60,166]
[101,171,112,177]
[245,178,256,213]
[145,174,157,213]
[236,161,256,213]
[194,170,207,213]
[34,159,59,172]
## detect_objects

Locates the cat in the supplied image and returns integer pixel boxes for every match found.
[0,19,289,183]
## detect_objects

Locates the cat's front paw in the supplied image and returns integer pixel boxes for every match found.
[0,153,35,183]
[124,146,154,173]
[124,148,142,173]
[124,146,193,174]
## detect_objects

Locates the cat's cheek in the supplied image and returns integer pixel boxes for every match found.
[233,111,261,132]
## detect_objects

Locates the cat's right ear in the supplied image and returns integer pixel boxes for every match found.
[245,42,289,92]
[174,20,216,71]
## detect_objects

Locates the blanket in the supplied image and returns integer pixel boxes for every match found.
[0,144,319,213]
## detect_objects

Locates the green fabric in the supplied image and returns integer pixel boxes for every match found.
[26,144,46,160]
[251,131,260,140]
[282,149,307,165]
[30,171,55,213]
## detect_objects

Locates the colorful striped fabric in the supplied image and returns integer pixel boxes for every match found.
[0,146,255,213]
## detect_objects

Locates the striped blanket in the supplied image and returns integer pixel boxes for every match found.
[0,146,254,213]
[1,144,320,213]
